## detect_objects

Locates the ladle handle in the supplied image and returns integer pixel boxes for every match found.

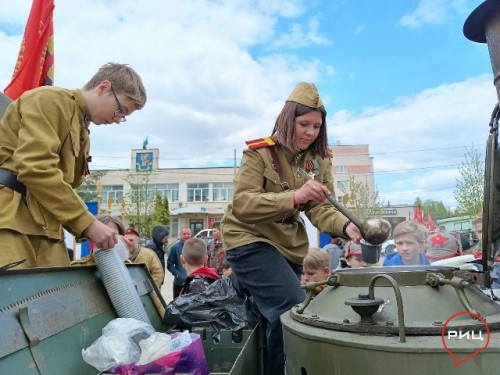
[296,168,364,229]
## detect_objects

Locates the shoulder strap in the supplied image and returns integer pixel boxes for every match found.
[268,146,290,191]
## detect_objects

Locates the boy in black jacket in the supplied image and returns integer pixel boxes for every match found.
[180,238,220,295]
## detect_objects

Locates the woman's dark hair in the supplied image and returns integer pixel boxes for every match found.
[272,102,329,158]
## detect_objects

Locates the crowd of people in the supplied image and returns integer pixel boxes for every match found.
[0,66,491,375]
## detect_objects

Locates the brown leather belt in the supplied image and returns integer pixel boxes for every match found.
[0,168,26,195]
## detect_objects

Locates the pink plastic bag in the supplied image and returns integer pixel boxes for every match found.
[113,332,210,375]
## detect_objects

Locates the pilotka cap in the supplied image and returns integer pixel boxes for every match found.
[286,82,324,109]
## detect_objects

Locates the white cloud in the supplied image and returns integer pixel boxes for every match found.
[399,0,468,28]
[330,74,495,207]
[269,18,331,49]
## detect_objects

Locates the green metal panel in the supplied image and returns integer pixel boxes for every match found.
[193,322,263,375]
[0,265,165,375]
[283,312,500,374]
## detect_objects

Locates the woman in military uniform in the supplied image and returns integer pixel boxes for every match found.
[221,82,362,375]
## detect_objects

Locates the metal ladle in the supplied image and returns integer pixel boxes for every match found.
[297,168,391,245]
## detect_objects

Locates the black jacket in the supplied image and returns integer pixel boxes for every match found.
[145,225,169,269]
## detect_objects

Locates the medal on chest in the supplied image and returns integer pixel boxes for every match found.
[305,159,320,179]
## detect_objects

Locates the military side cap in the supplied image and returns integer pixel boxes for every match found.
[286,82,324,109]
[245,136,275,150]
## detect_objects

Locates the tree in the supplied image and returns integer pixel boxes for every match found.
[75,170,108,202]
[150,193,170,229]
[413,197,452,220]
[125,172,155,236]
[454,145,484,218]
[340,175,384,221]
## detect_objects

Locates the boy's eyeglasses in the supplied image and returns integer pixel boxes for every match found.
[111,87,127,123]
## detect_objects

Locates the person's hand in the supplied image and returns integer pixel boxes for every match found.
[345,222,362,243]
[83,220,118,250]
[294,180,331,205]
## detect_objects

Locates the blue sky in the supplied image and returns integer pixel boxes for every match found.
[0,0,495,209]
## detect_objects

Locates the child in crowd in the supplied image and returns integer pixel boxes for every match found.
[339,241,368,269]
[180,238,220,295]
[383,221,429,266]
[301,248,331,284]
[423,232,462,263]
[221,259,232,278]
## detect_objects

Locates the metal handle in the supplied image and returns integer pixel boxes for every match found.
[296,167,364,229]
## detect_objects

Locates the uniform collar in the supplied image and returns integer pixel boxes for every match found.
[70,89,91,127]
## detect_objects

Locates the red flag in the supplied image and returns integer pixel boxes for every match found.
[4,0,55,100]
[413,206,424,224]
[426,213,436,232]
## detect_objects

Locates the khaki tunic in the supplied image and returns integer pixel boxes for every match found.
[131,247,165,288]
[0,87,95,240]
[222,145,349,265]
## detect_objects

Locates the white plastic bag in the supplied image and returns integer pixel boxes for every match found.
[82,318,155,372]
[136,332,172,365]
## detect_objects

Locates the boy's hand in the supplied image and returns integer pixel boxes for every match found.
[83,220,118,250]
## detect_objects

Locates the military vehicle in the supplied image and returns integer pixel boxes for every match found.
[281,1,500,373]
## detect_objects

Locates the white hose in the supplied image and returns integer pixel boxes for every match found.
[94,237,151,324]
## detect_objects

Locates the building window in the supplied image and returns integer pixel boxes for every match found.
[149,183,179,202]
[170,218,179,238]
[337,180,349,190]
[212,182,233,201]
[101,185,124,205]
[336,165,348,173]
[187,183,209,202]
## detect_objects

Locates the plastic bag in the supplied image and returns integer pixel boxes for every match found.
[113,332,209,375]
[82,318,155,372]
[136,332,171,365]
[163,277,260,340]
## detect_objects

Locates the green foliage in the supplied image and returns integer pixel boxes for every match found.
[453,145,484,218]
[125,172,154,236]
[340,175,384,221]
[414,196,452,220]
[151,193,170,228]
[124,172,171,237]
[75,170,108,202]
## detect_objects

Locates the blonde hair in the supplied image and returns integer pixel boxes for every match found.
[393,221,426,243]
[303,248,330,270]
[182,238,207,266]
[83,62,147,109]
[472,217,482,226]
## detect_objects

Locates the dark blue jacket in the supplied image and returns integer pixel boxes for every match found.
[383,252,429,266]
[167,240,187,285]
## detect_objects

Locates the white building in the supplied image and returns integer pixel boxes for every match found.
[93,145,377,239]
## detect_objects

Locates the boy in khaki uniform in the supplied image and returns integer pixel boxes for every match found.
[0,63,146,269]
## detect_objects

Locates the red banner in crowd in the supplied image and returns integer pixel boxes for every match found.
[413,206,424,224]
[4,0,55,100]
[427,213,436,232]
